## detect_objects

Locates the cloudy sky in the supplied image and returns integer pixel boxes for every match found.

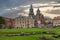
[0,0,60,19]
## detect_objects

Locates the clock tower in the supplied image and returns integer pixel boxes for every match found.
[29,4,35,19]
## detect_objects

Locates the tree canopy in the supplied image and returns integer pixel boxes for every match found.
[0,16,5,29]
[0,16,5,24]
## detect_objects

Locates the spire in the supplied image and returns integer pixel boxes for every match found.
[30,4,33,9]
[37,8,40,14]
[29,4,34,18]
[29,4,34,14]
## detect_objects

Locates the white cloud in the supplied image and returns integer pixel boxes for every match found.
[20,5,30,8]
[22,2,60,19]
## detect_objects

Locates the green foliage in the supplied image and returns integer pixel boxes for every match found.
[0,28,60,40]
[0,16,5,24]
[0,16,5,29]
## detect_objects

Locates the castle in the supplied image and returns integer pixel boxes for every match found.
[14,4,45,28]
[1,5,60,29]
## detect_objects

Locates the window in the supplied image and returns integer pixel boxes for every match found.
[20,21,21,23]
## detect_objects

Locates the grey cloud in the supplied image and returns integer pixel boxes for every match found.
[0,0,59,8]
[0,7,27,18]
[53,5,60,8]
[0,0,60,18]
[46,9,60,14]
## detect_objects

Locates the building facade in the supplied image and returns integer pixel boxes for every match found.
[44,17,53,28]
[14,16,35,28]
[4,18,14,29]
[53,16,60,27]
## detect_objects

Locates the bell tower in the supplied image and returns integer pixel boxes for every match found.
[29,4,34,18]
[35,8,42,21]
[35,8,45,28]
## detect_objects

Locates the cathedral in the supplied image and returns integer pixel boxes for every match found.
[14,4,45,28]
[29,4,45,28]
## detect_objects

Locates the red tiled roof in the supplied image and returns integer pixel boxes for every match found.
[53,16,60,20]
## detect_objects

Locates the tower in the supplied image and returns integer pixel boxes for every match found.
[29,4,34,18]
[35,8,45,28]
[35,8,43,22]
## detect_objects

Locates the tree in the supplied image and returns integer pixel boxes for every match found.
[0,16,5,29]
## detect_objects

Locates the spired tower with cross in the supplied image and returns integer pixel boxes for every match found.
[29,4,35,19]
[35,8,45,28]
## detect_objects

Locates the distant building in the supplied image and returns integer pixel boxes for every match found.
[53,16,60,27]
[14,5,35,28]
[44,17,53,28]
[14,4,54,28]
[35,8,45,28]
[4,18,14,29]
[14,16,34,28]
[14,5,46,28]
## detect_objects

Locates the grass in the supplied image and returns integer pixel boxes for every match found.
[0,28,60,40]
[0,36,37,40]
[0,28,46,34]
[0,34,52,40]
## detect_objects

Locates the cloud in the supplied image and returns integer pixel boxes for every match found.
[0,0,60,18]
[0,6,26,18]
[46,9,60,14]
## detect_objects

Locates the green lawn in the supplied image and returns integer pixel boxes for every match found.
[0,28,60,40]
